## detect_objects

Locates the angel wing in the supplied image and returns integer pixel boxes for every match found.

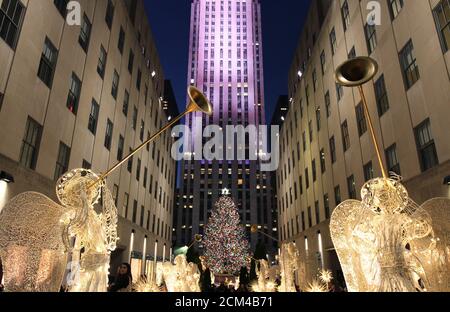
[101,185,119,251]
[330,200,377,292]
[410,198,450,292]
[0,192,68,292]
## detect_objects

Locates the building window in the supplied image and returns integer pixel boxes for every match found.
[118,27,125,54]
[336,83,343,101]
[111,70,119,99]
[139,120,144,141]
[324,194,330,219]
[315,201,320,224]
[364,23,377,54]
[355,102,367,136]
[54,142,70,180]
[329,136,336,164]
[386,144,401,175]
[309,120,313,142]
[127,148,133,173]
[104,119,113,150]
[128,49,134,74]
[389,0,404,20]
[334,185,341,205]
[341,0,350,31]
[117,135,124,161]
[415,119,439,172]
[0,92,3,111]
[320,148,326,173]
[305,168,309,189]
[136,69,142,90]
[123,193,129,218]
[112,184,118,207]
[320,50,326,74]
[341,120,350,151]
[312,159,317,182]
[105,0,115,29]
[54,0,68,17]
[434,0,450,52]
[88,99,99,134]
[364,161,373,182]
[82,159,91,170]
[136,158,141,181]
[132,200,137,223]
[399,40,420,89]
[79,14,92,52]
[329,27,337,55]
[143,167,148,188]
[140,206,144,227]
[66,73,81,114]
[97,45,107,78]
[312,69,317,92]
[37,38,58,88]
[307,206,312,228]
[132,106,138,130]
[0,0,24,49]
[123,90,129,116]
[316,108,321,131]
[19,117,42,170]
[348,46,356,59]
[374,75,389,116]
[347,175,356,199]
[325,91,331,117]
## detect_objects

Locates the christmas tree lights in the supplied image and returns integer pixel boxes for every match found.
[203,196,251,275]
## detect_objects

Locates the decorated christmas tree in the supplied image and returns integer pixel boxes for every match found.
[203,194,251,275]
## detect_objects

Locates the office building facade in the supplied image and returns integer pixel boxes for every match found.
[175,0,275,253]
[0,0,177,278]
[277,0,450,285]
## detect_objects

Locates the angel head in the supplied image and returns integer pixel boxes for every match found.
[56,169,103,208]
[361,178,409,215]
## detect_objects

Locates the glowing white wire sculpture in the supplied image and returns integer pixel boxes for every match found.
[251,259,277,292]
[278,242,300,292]
[330,176,450,292]
[0,169,118,292]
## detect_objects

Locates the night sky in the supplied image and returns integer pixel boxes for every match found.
[144,0,311,122]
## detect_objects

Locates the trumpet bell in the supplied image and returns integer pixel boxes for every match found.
[335,56,378,87]
[187,86,213,116]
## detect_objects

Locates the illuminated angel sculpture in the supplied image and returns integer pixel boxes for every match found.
[158,255,200,292]
[330,176,450,292]
[58,169,118,292]
[0,169,118,292]
[278,242,300,292]
[251,259,276,292]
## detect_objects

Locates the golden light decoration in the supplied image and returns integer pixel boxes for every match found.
[306,280,328,293]
[278,242,301,292]
[251,259,277,292]
[319,269,333,284]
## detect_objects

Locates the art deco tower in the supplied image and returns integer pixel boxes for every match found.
[174,0,275,253]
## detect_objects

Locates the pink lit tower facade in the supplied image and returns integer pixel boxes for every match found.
[174,0,276,254]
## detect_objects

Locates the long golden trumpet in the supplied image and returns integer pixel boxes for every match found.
[88,86,212,189]
[335,56,387,179]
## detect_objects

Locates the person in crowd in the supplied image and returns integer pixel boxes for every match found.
[0,258,3,292]
[108,263,132,292]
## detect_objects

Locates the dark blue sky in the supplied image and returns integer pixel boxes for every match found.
[144,0,311,122]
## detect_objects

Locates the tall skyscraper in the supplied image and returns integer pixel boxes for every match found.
[174,0,275,253]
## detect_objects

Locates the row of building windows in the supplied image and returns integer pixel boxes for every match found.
[278,117,438,230]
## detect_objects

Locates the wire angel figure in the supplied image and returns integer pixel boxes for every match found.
[0,168,118,292]
[278,242,300,292]
[330,176,450,292]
